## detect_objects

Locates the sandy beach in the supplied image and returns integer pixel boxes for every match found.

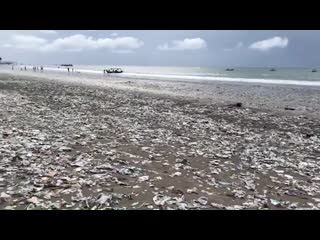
[1,69,320,210]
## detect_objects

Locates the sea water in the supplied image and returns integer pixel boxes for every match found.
[69,65,320,86]
[3,64,320,86]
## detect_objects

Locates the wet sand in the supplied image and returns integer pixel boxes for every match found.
[1,70,320,210]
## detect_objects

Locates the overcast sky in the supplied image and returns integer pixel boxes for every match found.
[0,30,319,67]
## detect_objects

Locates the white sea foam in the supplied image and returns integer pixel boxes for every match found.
[119,72,320,86]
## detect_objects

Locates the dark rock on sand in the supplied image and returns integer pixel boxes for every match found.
[284,107,295,111]
[228,102,242,108]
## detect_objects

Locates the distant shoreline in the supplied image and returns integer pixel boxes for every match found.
[3,65,320,87]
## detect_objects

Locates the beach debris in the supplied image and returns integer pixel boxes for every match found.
[284,107,295,111]
[194,196,209,206]
[228,102,243,108]
[232,189,246,199]
[1,70,320,210]
[187,187,198,194]
[153,195,171,206]
[138,176,149,182]
[171,189,184,195]
[59,146,72,152]
[27,197,40,205]
[270,199,281,207]
[0,192,11,203]
[170,172,182,177]
[210,203,225,209]
[96,194,112,206]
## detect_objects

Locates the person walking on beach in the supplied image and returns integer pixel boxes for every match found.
[12,65,14,70]
[67,67,70,73]
[40,66,43,72]
[24,66,27,71]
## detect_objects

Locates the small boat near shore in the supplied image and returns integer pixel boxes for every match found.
[270,68,276,72]
[225,68,234,71]
[312,69,317,72]
[104,68,123,74]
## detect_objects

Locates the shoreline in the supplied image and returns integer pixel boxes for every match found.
[12,65,320,87]
[2,69,320,118]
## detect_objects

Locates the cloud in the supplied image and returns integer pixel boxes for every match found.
[110,32,118,37]
[224,41,243,51]
[236,42,243,48]
[39,30,58,35]
[3,34,144,53]
[2,44,13,48]
[157,38,207,51]
[249,36,288,51]
[41,35,144,52]
[112,49,133,54]
[2,35,48,50]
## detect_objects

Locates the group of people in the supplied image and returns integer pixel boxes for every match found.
[11,65,44,72]
[11,65,79,74]
[33,66,44,72]
[17,66,27,71]
[67,67,74,73]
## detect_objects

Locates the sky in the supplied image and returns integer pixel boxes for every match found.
[0,30,320,67]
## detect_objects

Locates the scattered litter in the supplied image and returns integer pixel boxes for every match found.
[187,187,198,194]
[170,172,182,177]
[138,176,149,182]
[1,72,319,210]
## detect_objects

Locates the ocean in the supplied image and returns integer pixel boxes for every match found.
[3,64,320,86]
[66,65,320,86]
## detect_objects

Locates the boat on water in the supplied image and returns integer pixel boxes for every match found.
[270,68,276,72]
[104,68,123,74]
[60,64,73,67]
[312,69,317,72]
[225,68,234,71]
